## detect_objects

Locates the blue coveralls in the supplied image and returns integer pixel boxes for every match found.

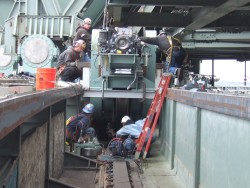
[66,113,94,143]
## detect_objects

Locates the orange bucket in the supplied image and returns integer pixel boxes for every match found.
[36,68,56,90]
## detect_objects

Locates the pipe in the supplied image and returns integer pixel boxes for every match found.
[102,78,106,99]
[211,59,214,87]
[102,0,108,29]
[127,71,137,90]
[244,60,247,86]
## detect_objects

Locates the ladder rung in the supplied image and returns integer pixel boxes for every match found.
[135,75,171,159]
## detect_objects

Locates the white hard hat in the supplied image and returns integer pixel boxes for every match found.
[121,116,130,123]
[83,18,92,25]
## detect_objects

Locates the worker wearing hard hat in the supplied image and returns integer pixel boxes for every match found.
[65,103,95,151]
[116,115,156,157]
[139,29,187,82]
[116,116,155,142]
[74,18,92,62]
[56,39,86,82]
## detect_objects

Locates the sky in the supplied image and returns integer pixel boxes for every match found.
[200,60,249,86]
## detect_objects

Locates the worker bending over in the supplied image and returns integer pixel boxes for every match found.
[65,103,95,151]
[139,30,187,82]
[116,116,156,141]
[115,115,156,157]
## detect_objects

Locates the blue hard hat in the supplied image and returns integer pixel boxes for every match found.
[82,103,95,113]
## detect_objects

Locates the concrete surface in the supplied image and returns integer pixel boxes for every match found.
[140,140,185,188]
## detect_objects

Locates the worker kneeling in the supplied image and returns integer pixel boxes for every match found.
[65,103,95,151]
[108,116,156,157]
[56,39,86,82]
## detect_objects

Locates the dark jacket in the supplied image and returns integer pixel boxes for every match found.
[56,46,81,69]
[74,26,91,52]
[66,112,90,142]
[140,35,185,68]
[140,35,181,51]
[56,46,82,82]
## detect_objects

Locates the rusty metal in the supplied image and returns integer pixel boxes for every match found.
[101,159,143,188]
[0,85,83,140]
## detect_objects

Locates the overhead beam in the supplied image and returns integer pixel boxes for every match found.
[41,0,61,16]
[124,12,250,28]
[182,0,250,32]
[182,31,250,42]
[207,14,250,28]
[108,0,224,7]
[123,12,191,27]
[182,41,250,48]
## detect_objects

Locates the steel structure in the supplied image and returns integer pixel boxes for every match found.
[106,0,250,60]
[0,1,250,187]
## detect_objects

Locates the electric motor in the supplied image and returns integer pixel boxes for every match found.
[123,136,136,155]
[108,138,124,156]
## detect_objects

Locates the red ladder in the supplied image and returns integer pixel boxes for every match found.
[134,73,172,159]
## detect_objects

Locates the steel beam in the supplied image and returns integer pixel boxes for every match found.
[182,41,250,48]
[83,89,155,99]
[0,86,83,140]
[108,0,222,7]
[125,12,190,27]
[182,31,250,41]
[176,0,250,36]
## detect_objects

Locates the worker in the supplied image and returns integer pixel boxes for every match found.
[56,39,86,82]
[65,103,95,150]
[73,18,92,62]
[116,115,156,157]
[116,116,156,142]
[116,116,141,138]
[139,30,187,82]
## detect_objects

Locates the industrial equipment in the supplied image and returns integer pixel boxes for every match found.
[96,26,152,90]
[19,35,59,73]
[86,26,156,125]
[0,47,15,75]
[0,0,100,76]
[108,136,136,157]
[74,130,103,158]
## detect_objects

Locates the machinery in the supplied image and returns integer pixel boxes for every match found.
[0,0,104,75]
[20,35,59,72]
[74,129,103,158]
[87,27,157,128]
[108,136,136,157]
[97,27,144,90]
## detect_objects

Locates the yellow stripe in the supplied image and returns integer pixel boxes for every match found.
[166,36,173,68]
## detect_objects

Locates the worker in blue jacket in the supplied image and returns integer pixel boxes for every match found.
[116,116,156,142]
[116,115,156,157]
[65,103,95,150]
